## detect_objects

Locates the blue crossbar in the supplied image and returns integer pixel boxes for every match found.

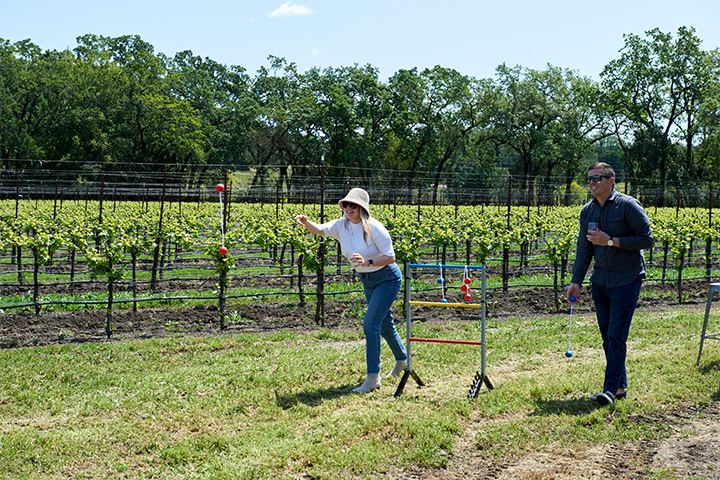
[409,263,484,270]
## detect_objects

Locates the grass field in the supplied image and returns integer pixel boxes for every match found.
[1,300,719,479]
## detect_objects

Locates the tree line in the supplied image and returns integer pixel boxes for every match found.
[1,26,719,205]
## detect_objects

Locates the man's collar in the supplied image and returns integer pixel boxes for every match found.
[592,188,617,205]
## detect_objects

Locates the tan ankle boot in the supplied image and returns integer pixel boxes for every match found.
[387,360,407,378]
[352,374,381,393]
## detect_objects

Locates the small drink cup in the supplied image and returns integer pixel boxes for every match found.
[349,252,362,268]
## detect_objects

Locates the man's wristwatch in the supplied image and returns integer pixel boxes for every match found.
[606,238,614,246]
[368,259,373,265]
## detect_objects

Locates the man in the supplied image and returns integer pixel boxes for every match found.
[566,162,654,406]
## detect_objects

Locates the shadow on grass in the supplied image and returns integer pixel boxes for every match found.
[529,397,599,416]
[697,359,720,375]
[698,360,720,399]
[274,384,357,408]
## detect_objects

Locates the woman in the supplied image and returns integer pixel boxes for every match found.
[294,188,408,393]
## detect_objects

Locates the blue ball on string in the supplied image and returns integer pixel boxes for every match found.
[437,277,444,284]
[441,298,448,303]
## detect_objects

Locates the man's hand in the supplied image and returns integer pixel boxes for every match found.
[586,228,614,246]
[566,283,581,303]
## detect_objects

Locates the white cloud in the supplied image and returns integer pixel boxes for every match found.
[311,48,321,55]
[268,2,313,18]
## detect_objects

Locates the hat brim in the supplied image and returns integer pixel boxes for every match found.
[338,190,370,216]
[338,200,369,216]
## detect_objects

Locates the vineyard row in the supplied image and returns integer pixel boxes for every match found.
[1,200,718,325]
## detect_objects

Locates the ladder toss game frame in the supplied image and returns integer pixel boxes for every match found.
[394,260,494,398]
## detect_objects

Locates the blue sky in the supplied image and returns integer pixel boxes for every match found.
[3,0,719,81]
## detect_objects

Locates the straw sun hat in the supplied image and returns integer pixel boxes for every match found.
[338,188,370,216]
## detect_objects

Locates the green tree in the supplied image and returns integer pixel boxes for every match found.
[484,63,603,199]
[77,34,206,174]
[600,27,718,203]
[251,56,324,196]
[387,68,430,201]
[303,64,391,187]
[386,67,483,203]
[168,51,256,172]
[0,39,77,171]
[666,27,719,178]
[694,50,720,182]
[422,66,484,204]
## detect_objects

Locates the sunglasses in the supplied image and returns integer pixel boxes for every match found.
[341,202,358,210]
[586,175,612,183]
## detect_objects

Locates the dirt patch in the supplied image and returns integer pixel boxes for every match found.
[382,404,720,480]
[398,403,720,480]
[0,277,710,349]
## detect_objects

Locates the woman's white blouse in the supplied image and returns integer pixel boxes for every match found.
[322,217,394,272]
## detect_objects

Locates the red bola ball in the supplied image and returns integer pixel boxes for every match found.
[219,246,228,255]
[464,293,472,301]
[216,184,225,193]
[464,277,472,284]
[460,284,468,292]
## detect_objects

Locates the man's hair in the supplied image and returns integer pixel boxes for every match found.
[588,162,615,178]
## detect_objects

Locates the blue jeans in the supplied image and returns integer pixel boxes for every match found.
[592,276,643,394]
[357,263,407,375]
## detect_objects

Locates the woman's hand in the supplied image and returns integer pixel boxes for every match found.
[349,252,364,267]
[293,215,324,236]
